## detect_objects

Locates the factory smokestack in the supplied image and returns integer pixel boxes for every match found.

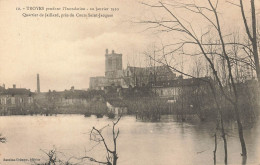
[37,73,40,93]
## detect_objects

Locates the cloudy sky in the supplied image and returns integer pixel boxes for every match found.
[0,0,151,91]
[0,0,259,91]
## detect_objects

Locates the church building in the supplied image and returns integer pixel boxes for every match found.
[89,49,176,90]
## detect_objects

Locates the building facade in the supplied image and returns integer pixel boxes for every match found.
[0,84,34,114]
[151,77,212,99]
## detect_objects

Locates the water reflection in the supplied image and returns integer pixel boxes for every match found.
[0,115,259,165]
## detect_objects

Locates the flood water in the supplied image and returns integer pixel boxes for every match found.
[0,115,260,165]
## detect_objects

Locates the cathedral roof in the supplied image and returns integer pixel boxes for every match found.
[126,65,175,76]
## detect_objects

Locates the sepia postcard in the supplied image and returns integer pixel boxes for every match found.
[0,0,260,165]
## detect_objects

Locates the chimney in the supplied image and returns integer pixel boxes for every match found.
[106,49,108,55]
[13,84,16,88]
[71,86,75,91]
[112,50,115,54]
[37,73,40,93]
[3,84,5,89]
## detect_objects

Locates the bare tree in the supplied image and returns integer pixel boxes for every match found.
[78,117,121,165]
[140,0,247,158]
[37,118,121,165]
[239,0,260,87]
[40,147,65,165]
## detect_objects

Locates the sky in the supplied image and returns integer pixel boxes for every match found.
[0,0,259,92]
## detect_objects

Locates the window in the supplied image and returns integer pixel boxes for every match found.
[11,97,15,105]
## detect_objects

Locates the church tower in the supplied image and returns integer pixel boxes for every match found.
[105,49,122,77]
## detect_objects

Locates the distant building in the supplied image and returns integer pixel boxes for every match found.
[34,86,88,107]
[89,76,108,90]
[105,49,122,76]
[106,99,128,115]
[124,66,176,87]
[151,77,212,99]
[61,86,88,105]
[0,84,34,113]
[89,49,177,90]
